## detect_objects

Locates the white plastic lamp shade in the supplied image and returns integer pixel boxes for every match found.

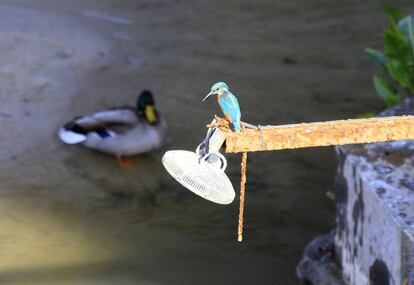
[162,150,235,205]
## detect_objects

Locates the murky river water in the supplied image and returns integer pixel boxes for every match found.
[0,0,413,284]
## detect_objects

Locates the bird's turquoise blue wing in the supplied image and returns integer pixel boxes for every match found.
[220,93,241,131]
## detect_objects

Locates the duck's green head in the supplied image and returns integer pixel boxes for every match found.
[137,90,158,124]
[202,82,229,102]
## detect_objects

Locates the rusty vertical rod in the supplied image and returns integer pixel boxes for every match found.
[238,152,248,242]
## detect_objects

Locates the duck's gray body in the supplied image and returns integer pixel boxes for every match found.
[59,109,166,156]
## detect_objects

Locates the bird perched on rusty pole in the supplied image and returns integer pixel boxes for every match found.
[203,82,247,241]
[203,82,242,131]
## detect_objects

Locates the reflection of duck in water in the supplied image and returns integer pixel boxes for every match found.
[58,90,167,167]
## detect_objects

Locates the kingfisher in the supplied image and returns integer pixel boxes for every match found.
[202,82,242,131]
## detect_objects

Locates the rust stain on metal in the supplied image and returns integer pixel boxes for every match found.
[222,116,414,153]
[238,152,248,242]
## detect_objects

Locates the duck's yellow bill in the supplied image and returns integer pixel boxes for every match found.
[145,105,157,123]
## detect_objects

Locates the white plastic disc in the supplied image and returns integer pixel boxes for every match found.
[162,150,235,205]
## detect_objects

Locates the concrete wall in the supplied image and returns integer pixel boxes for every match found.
[335,99,414,285]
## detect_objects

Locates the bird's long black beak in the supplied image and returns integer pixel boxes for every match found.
[202,91,213,102]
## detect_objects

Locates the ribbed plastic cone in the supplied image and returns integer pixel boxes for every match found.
[162,150,235,205]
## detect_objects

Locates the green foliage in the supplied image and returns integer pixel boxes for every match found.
[354,112,376,119]
[366,4,414,107]
[372,75,401,106]
[364,48,388,73]
[382,3,404,22]
[398,16,414,53]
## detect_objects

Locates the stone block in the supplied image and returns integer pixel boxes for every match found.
[335,99,414,285]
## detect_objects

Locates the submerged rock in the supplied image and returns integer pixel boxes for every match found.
[297,231,345,285]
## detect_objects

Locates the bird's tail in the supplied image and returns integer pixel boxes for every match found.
[58,121,87,144]
[233,120,242,132]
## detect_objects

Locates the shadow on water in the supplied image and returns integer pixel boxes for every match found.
[0,260,155,285]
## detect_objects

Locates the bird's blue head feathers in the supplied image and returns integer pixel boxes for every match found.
[211,82,229,92]
[202,82,230,102]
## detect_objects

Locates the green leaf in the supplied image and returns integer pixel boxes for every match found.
[383,21,414,90]
[355,112,376,119]
[364,48,389,74]
[398,16,414,57]
[382,3,404,22]
[325,191,335,201]
[384,18,409,58]
[386,60,412,90]
[373,75,401,106]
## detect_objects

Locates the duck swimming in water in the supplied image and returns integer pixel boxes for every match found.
[58,90,166,167]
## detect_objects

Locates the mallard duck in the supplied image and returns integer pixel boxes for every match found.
[58,90,166,166]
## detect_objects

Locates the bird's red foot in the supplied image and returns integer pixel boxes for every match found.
[207,116,230,130]
[116,155,136,169]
